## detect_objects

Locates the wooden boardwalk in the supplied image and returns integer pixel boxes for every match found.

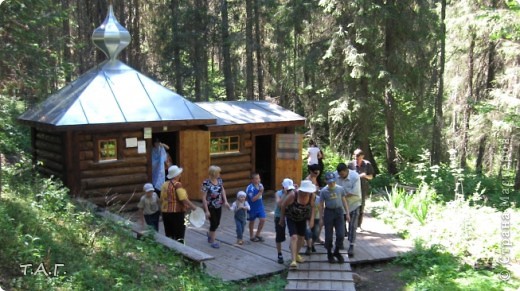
[126,195,412,287]
[284,251,356,291]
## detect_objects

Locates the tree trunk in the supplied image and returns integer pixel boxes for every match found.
[192,0,207,101]
[245,0,255,100]
[383,0,398,176]
[62,0,71,83]
[475,136,486,174]
[476,26,497,175]
[221,0,235,100]
[254,0,264,100]
[460,34,476,169]
[367,144,380,176]
[384,89,398,176]
[358,77,371,157]
[129,0,142,71]
[431,0,446,165]
[499,137,511,179]
[170,0,183,95]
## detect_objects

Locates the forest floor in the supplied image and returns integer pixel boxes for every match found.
[352,261,406,291]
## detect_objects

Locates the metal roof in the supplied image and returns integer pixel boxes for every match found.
[196,101,306,127]
[18,4,215,129]
[18,60,216,128]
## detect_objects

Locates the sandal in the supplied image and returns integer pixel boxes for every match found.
[250,237,260,242]
[256,236,264,242]
[210,242,220,249]
[289,261,298,269]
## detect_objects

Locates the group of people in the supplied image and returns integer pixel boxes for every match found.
[138,161,268,248]
[272,147,374,269]
[138,138,374,270]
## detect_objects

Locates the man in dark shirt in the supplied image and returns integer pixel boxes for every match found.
[348,149,375,228]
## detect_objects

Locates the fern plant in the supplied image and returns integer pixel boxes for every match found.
[385,183,437,225]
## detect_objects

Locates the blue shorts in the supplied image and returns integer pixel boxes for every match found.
[248,208,266,221]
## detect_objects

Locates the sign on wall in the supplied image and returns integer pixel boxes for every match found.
[276,134,301,160]
[144,127,152,139]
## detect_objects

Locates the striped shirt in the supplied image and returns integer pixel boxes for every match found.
[160,180,188,213]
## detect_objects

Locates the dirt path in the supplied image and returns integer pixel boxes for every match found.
[352,262,406,291]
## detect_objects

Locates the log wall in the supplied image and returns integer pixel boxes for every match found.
[31,125,299,208]
[34,130,64,179]
[210,132,253,197]
[78,130,149,207]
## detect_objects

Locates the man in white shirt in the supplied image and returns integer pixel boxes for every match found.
[335,162,361,257]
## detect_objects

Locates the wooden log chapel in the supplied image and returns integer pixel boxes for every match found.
[18,4,305,208]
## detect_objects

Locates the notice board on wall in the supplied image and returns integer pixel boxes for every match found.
[276,134,302,160]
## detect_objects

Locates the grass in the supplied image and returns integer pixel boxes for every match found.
[394,242,519,291]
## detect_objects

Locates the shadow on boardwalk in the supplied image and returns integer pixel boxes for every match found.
[128,195,412,282]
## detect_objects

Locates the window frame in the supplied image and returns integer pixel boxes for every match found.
[210,135,240,155]
[96,138,119,162]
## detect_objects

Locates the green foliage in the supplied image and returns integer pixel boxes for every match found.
[0,95,31,154]
[0,0,70,101]
[373,155,520,265]
[393,149,518,211]
[370,151,520,289]
[320,146,345,175]
[384,184,437,225]
[395,242,519,291]
[370,171,396,192]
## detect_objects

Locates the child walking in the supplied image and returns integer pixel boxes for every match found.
[246,173,266,242]
[138,183,161,231]
[274,178,295,264]
[231,191,250,245]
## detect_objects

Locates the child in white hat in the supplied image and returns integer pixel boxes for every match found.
[138,183,161,231]
[230,191,250,245]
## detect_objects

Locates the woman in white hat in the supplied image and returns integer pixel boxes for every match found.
[160,165,197,244]
[279,179,316,269]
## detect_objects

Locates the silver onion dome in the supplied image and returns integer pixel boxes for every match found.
[92,3,131,61]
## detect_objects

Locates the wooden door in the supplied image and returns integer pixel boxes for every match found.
[178,130,210,201]
[275,134,303,188]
